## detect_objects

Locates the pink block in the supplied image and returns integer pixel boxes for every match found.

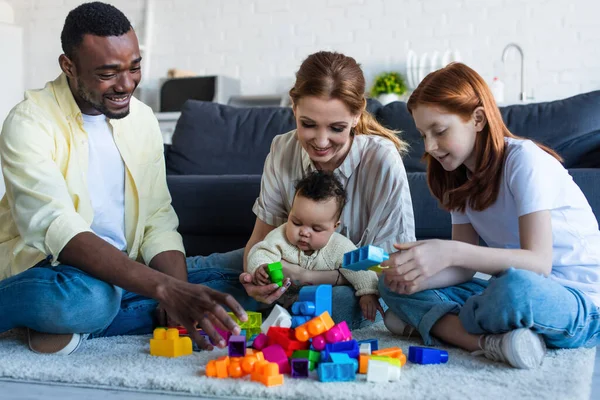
[214,326,232,344]
[261,344,290,374]
[252,333,269,350]
[312,334,326,351]
[325,321,351,344]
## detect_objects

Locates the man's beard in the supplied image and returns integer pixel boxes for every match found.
[77,78,130,119]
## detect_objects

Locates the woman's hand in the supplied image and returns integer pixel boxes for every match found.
[381,240,452,293]
[239,272,290,304]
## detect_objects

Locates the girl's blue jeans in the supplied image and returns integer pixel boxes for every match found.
[379,267,600,348]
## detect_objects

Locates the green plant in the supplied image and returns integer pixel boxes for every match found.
[370,72,407,97]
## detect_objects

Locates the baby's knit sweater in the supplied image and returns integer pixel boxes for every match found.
[247,223,379,296]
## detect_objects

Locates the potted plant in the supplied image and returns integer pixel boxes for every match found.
[370,72,408,105]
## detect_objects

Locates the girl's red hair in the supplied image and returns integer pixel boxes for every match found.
[407,62,561,212]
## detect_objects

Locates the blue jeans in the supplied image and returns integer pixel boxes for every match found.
[0,250,257,336]
[0,248,378,336]
[379,268,600,349]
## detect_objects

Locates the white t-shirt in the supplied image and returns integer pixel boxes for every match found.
[82,114,127,251]
[452,138,600,306]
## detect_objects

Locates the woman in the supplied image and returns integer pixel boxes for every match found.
[239,51,415,328]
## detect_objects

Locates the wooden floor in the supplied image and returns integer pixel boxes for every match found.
[1,347,599,399]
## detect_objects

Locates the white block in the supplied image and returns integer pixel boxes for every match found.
[359,343,371,355]
[367,360,401,383]
[260,304,292,334]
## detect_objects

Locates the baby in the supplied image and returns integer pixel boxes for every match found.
[247,170,382,321]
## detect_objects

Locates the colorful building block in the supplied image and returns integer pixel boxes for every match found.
[295,311,335,342]
[291,285,332,318]
[325,321,352,344]
[267,262,284,287]
[261,344,291,374]
[408,346,449,364]
[373,347,406,366]
[261,304,292,334]
[291,358,310,378]
[317,361,356,382]
[228,335,246,357]
[357,338,379,352]
[206,356,230,378]
[359,343,371,355]
[321,340,360,361]
[291,349,320,370]
[329,352,359,372]
[150,328,193,358]
[291,315,311,328]
[250,360,284,387]
[266,327,309,356]
[367,359,401,382]
[342,245,389,271]
[252,333,269,350]
[228,311,263,333]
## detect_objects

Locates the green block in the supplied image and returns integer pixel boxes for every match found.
[292,349,321,364]
[370,355,401,367]
[228,311,263,329]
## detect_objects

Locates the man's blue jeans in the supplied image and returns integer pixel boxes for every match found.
[0,249,378,336]
[379,268,600,348]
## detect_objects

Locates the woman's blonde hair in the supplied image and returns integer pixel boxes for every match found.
[289,51,408,154]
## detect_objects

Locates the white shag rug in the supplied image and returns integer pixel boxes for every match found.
[0,323,594,400]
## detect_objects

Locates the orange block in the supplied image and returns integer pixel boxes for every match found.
[359,354,371,374]
[206,356,230,378]
[295,311,335,342]
[373,347,406,366]
[251,361,284,387]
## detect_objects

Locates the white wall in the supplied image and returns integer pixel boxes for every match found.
[4,0,600,108]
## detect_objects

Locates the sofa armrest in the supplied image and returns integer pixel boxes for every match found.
[570,168,600,225]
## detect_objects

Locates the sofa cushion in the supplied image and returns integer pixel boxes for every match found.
[166,101,296,175]
[376,90,600,172]
[500,91,600,168]
[376,101,425,173]
[166,99,384,175]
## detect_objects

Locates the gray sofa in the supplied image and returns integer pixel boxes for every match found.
[164,92,600,257]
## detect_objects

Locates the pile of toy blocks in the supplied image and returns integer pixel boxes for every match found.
[202,283,448,387]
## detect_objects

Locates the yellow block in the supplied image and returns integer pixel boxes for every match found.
[150,328,193,358]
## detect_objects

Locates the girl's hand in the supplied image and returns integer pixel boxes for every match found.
[382,240,452,290]
[359,294,384,322]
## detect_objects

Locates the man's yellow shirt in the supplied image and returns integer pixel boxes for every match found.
[0,74,185,279]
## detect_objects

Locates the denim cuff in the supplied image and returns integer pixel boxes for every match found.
[417,302,461,346]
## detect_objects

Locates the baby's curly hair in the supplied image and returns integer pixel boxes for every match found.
[294,171,347,219]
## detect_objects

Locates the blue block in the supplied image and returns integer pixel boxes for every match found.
[291,285,332,317]
[317,362,356,382]
[291,315,311,328]
[408,346,449,364]
[321,340,360,361]
[329,352,359,372]
[357,338,379,352]
[342,245,389,271]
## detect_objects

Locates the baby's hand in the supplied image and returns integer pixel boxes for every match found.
[253,264,272,286]
[359,294,385,322]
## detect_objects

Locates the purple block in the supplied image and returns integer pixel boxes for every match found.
[291,358,310,378]
[228,335,246,357]
[408,346,449,364]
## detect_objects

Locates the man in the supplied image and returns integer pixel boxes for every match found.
[0,1,264,355]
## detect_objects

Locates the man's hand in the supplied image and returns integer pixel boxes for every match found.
[158,280,247,351]
[240,272,290,304]
[359,294,384,322]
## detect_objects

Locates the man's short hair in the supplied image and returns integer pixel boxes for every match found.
[294,170,347,220]
[61,1,132,59]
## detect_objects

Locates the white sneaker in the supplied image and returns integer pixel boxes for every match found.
[27,329,89,355]
[384,310,419,338]
[473,328,546,369]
